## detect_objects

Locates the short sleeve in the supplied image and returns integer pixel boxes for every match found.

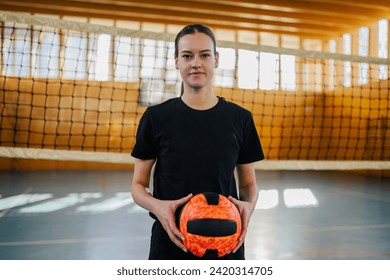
[237,112,265,164]
[131,108,158,160]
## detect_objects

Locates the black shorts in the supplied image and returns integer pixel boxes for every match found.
[148,220,245,260]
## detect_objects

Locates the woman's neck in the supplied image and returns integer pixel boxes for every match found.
[181,89,218,110]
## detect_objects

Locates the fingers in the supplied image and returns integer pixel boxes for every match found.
[228,196,249,253]
[177,193,193,206]
[166,223,188,253]
[158,194,193,253]
[232,227,247,253]
[228,195,238,205]
[170,219,185,243]
[170,193,192,252]
[160,214,187,252]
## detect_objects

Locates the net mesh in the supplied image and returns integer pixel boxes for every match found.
[0,12,389,169]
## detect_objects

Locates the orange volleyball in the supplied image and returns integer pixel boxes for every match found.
[177,192,242,258]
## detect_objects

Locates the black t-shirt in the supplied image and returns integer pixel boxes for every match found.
[131,97,264,201]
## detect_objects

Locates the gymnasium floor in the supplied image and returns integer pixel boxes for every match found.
[0,169,389,260]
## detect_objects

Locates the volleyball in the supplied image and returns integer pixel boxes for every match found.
[177,192,242,258]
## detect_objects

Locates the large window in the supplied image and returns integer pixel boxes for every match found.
[259,52,279,90]
[32,27,60,78]
[214,47,235,88]
[358,27,369,85]
[327,40,337,90]
[2,23,31,77]
[114,36,138,82]
[138,39,178,105]
[89,34,111,81]
[378,19,388,80]
[237,49,258,89]
[237,50,295,91]
[343,34,352,87]
[63,31,87,80]
[280,55,296,91]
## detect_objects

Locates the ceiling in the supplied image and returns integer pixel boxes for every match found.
[0,0,389,40]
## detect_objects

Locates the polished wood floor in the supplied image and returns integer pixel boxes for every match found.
[0,170,389,260]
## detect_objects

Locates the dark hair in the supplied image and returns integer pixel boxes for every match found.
[174,24,217,57]
[174,24,217,95]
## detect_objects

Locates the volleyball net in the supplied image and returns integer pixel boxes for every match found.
[0,11,389,170]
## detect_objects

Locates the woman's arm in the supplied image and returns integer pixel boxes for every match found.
[229,162,259,253]
[131,158,192,252]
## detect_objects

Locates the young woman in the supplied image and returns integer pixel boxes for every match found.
[131,24,264,260]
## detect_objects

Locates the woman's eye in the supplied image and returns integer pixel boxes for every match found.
[201,54,210,58]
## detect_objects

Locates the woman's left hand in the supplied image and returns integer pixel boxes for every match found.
[228,196,255,253]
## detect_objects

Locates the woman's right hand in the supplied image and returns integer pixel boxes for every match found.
[152,193,193,252]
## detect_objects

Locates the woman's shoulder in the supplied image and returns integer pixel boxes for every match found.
[145,97,179,115]
[219,97,252,117]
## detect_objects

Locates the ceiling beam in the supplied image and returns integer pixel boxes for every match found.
[2,0,385,40]
[0,0,354,33]
[296,0,390,10]
[202,0,389,17]
[0,4,340,39]
[97,0,373,22]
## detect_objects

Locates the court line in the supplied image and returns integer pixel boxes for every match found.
[304,223,390,233]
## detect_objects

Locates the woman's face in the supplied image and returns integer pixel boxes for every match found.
[175,32,219,91]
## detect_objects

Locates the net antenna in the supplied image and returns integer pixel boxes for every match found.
[1,11,389,170]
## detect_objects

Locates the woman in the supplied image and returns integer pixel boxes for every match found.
[131,24,264,260]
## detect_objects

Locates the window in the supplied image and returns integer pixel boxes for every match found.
[378,19,388,80]
[358,27,369,85]
[343,34,352,87]
[214,47,235,88]
[237,49,258,89]
[2,23,31,77]
[139,40,178,105]
[280,55,296,91]
[327,40,337,90]
[259,52,279,90]
[114,36,140,82]
[63,31,87,80]
[32,27,60,78]
[164,42,179,85]
[89,34,111,81]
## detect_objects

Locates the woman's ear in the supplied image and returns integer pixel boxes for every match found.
[175,55,179,69]
[215,52,219,68]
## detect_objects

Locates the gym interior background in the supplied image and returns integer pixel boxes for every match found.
[0,1,389,259]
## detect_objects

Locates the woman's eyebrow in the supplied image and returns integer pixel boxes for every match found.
[180,49,211,54]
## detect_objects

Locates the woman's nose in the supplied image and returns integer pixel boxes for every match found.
[191,56,201,68]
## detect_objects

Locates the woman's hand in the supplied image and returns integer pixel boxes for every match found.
[152,193,193,252]
[228,196,255,253]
